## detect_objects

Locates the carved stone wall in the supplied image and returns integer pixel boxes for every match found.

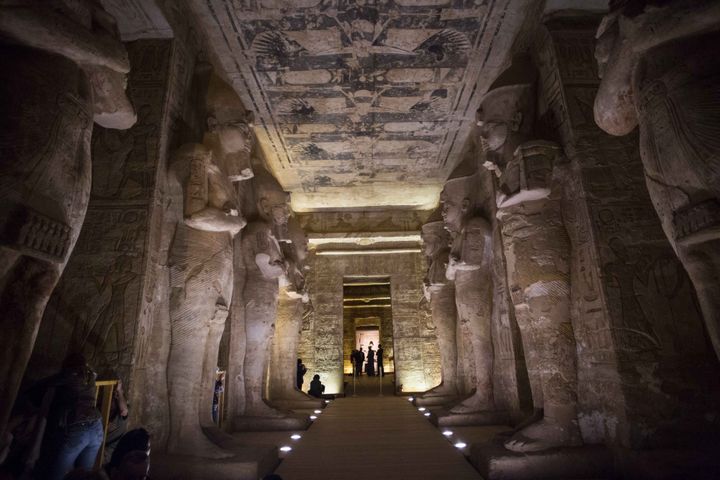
[27,6,205,447]
[299,250,439,393]
[531,15,720,448]
[29,39,175,384]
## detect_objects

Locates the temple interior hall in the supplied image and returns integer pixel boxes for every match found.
[2,1,720,479]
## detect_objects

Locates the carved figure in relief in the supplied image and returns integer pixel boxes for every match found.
[242,168,291,417]
[165,70,255,455]
[594,0,720,359]
[269,218,319,406]
[0,1,135,440]
[441,157,496,415]
[418,209,459,399]
[166,143,246,458]
[479,56,581,452]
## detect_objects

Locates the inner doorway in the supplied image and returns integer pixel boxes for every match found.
[343,276,394,394]
[355,326,379,352]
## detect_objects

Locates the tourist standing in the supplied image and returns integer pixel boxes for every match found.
[366,346,375,377]
[355,348,365,377]
[376,344,384,376]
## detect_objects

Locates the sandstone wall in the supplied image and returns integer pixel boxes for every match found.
[299,251,440,394]
[530,15,720,448]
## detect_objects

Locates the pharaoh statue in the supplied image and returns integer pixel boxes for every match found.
[242,167,291,417]
[594,0,720,359]
[441,157,496,415]
[479,56,582,452]
[418,209,459,400]
[268,217,321,408]
[197,73,256,434]
[0,1,135,440]
[166,141,246,458]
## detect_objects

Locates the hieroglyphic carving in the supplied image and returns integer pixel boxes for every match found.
[0,1,136,440]
[536,15,719,447]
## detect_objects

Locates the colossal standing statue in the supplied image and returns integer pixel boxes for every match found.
[269,218,321,409]
[479,56,581,452]
[441,158,496,415]
[197,74,255,430]
[594,0,720,359]
[0,1,135,440]
[418,209,459,401]
[166,142,246,458]
[242,168,291,418]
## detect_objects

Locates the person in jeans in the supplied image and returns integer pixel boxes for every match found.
[32,353,104,480]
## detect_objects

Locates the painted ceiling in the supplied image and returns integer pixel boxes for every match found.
[188,0,532,211]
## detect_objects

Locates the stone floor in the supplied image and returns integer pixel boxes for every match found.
[272,376,484,480]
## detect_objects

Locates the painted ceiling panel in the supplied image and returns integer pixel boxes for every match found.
[187,0,534,211]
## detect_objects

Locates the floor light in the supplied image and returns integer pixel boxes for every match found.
[290,434,301,440]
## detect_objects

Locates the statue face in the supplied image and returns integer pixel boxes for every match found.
[206,122,253,181]
[260,192,291,226]
[440,189,469,234]
[477,118,510,153]
[421,230,444,257]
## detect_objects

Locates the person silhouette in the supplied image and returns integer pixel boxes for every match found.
[308,375,325,398]
[296,359,307,390]
[376,344,384,377]
[355,348,365,377]
[366,346,375,377]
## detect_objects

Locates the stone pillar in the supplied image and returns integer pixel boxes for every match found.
[240,168,291,419]
[440,158,498,416]
[0,2,135,440]
[418,210,459,401]
[594,0,720,362]
[268,218,322,409]
[535,13,720,448]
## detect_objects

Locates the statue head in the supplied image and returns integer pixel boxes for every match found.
[421,208,449,258]
[440,156,479,235]
[204,73,255,182]
[254,168,291,228]
[287,217,309,264]
[86,4,136,130]
[476,54,537,171]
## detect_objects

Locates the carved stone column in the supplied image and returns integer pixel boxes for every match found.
[165,143,246,458]
[594,0,720,361]
[268,218,322,409]
[535,13,720,448]
[240,168,291,419]
[440,158,499,419]
[416,210,459,404]
[0,1,135,440]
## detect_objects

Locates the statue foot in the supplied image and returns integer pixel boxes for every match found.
[247,402,287,418]
[422,383,458,398]
[449,392,492,414]
[169,434,234,459]
[503,417,582,453]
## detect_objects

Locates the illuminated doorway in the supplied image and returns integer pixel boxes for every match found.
[342,276,394,376]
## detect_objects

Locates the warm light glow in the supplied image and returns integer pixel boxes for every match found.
[280,446,292,452]
[314,409,322,414]
[442,431,453,437]
[309,234,422,247]
[418,407,426,412]
[423,412,431,417]
[454,442,467,449]
[290,434,301,440]
[309,415,317,420]
[317,248,422,256]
